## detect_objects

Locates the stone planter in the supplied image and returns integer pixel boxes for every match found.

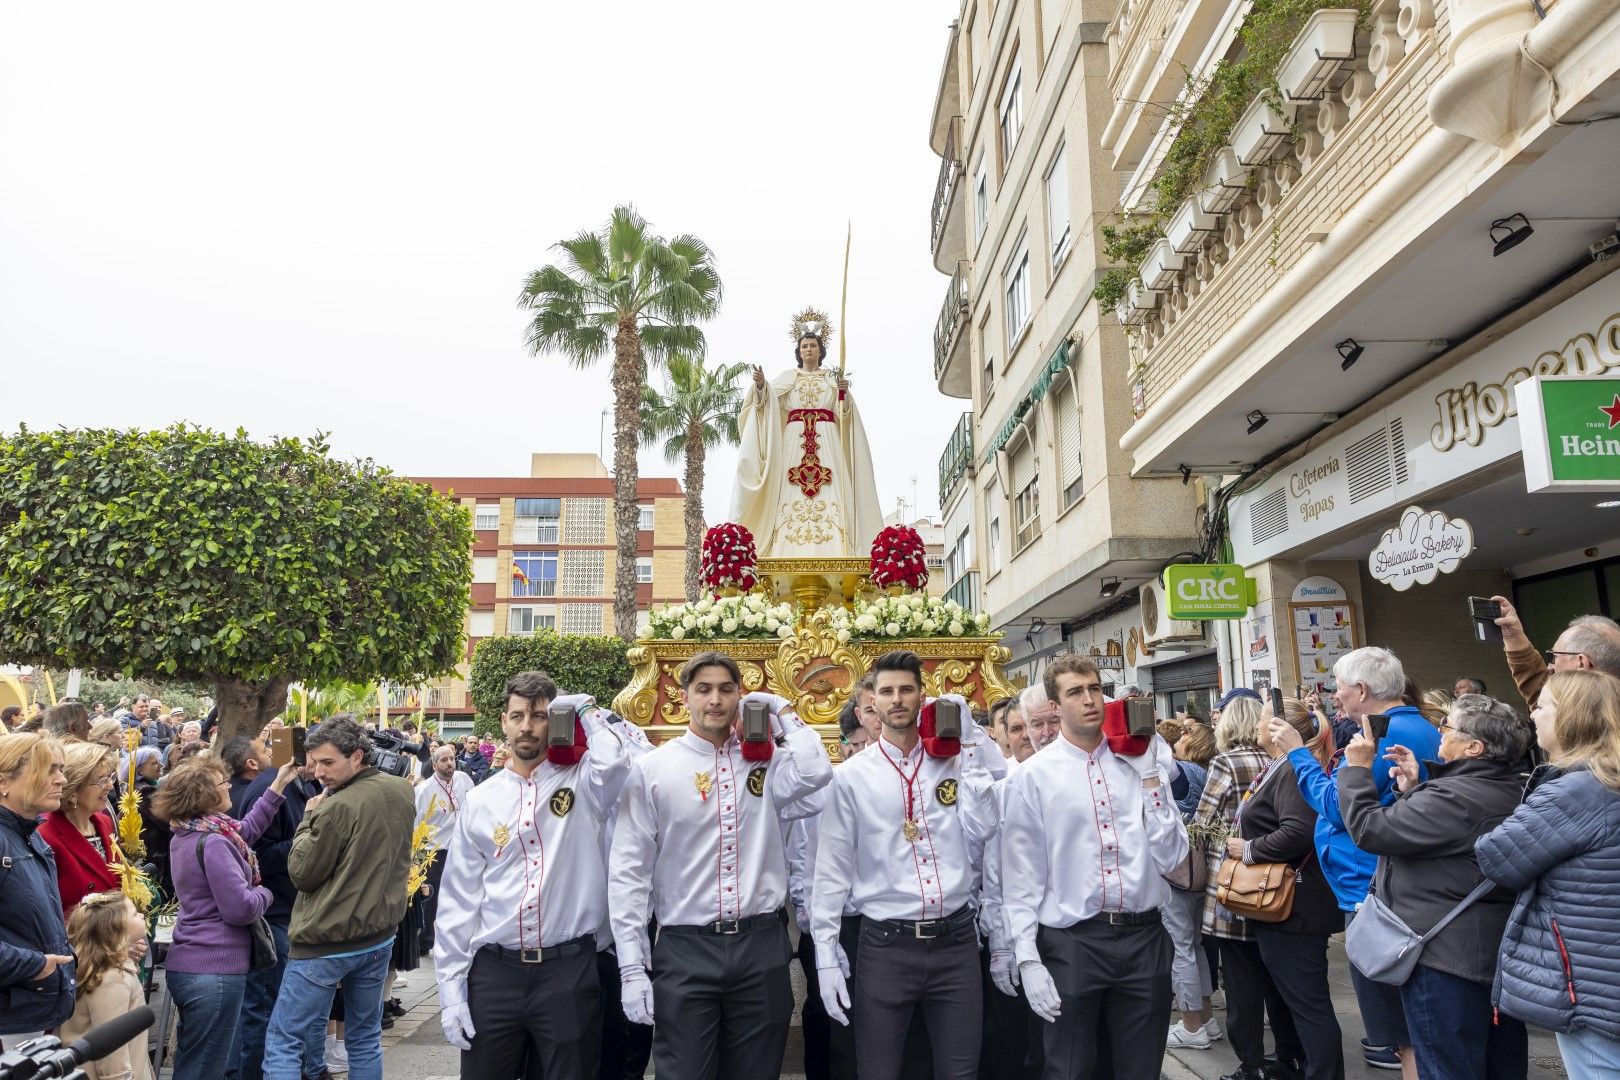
[1278,9,1360,103]
[1166,199,1220,255]
[1198,146,1249,215]
[1138,237,1187,291]
[1231,95,1295,167]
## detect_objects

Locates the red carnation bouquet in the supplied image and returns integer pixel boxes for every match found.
[869,525,929,591]
[701,523,759,595]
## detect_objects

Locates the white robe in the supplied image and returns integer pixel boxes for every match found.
[731,367,885,558]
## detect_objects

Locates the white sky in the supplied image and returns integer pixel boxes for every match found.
[0,2,966,525]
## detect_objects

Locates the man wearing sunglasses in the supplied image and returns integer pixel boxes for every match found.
[1489,596,1620,709]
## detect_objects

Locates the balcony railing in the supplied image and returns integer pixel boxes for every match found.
[937,412,974,509]
[511,577,558,598]
[933,262,970,383]
[930,116,963,256]
[944,571,980,613]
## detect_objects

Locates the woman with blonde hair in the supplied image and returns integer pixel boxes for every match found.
[1477,670,1620,1079]
[60,890,153,1080]
[0,732,75,1044]
[38,741,124,916]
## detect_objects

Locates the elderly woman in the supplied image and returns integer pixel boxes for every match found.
[38,741,124,916]
[1340,694,1529,1079]
[0,733,74,1045]
[1476,670,1620,1080]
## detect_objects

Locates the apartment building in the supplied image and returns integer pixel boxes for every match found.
[1103,0,1620,696]
[927,0,1205,692]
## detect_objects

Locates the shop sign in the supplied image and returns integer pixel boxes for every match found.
[1291,576,1349,603]
[1163,564,1257,620]
[1516,376,1620,492]
[1368,505,1474,590]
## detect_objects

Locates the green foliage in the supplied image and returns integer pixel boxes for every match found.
[286,679,382,724]
[466,631,634,738]
[0,425,473,697]
[65,673,214,718]
[639,355,747,464]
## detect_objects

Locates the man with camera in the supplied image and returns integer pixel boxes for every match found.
[263,715,415,1080]
[432,672,647,1080]
[810,650,1004,1080]
[609,650,832,1079]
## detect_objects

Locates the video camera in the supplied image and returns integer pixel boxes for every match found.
[365,730,425,779]
[0,1006,154,1080]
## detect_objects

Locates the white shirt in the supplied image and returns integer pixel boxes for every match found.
[810,727,999,970]
[609,723,831,968]
[414,769,474,851]
[434,716,643,1007]
[1001,733,1188,965]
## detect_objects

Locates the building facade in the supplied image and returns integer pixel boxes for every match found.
[404,453,691,722]
[1102,0,1620,697]
[927,0,1206,696]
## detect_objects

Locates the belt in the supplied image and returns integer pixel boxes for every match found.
[662,911,785,937]
[863,905,976,941]
[478,933,594,964]
[1076,909,1162,928]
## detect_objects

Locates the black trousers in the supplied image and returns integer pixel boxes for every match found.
[1036,919,1172,1080]
[594,948,653,1080]
[650,918,794,1080]
[1219,936,1304,1072]
[1251,926,1343,1080]
[977,943,1039,1080]
[464,942,601,1080]
[835,915,930,1080]
[419,851,447,951]
[852,913,982,1080]
[799,928,834,1080]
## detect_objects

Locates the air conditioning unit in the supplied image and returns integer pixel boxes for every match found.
[1140,581,1203,647]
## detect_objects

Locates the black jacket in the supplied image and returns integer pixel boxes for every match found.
[1340,755,1521,986]
[0,805,75,1033]
[457,750,489,784]
[1237,758,1344,937]
[236,770,319,925]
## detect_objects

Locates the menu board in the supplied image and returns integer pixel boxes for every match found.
[1290,600,1356,695]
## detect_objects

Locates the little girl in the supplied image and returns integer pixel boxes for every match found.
[60,891,153,1080]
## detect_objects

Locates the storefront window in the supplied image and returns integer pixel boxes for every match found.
[1516,562,1614,650]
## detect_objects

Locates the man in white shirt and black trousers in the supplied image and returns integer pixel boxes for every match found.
[432,670,647,1080]
[608,649,833,1079]
[811,649,1005,1080]
[1002,652,1188,1080]
[414,743,474,953]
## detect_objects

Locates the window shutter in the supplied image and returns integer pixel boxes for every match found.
[1010,434,1035,493]
[1055,382,1083,491]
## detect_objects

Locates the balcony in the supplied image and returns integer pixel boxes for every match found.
[937,412,974,510]
[944,571,980,614]
[385,685,454,709]
[930,115,967,272]
[511,577,558,598]
[933,262,971,398]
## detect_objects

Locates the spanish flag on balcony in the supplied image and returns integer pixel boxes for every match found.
[511,564,529,585]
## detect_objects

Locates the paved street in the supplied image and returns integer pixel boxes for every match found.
[380,938,1570,1080]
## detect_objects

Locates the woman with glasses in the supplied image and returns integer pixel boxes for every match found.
[38,741,124,917]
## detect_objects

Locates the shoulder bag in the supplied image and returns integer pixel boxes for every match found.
[194,834,277,970]
[1214,849,1309,923]
[1345,868,1495,985]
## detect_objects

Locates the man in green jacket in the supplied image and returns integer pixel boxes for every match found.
[264,715,415,1080]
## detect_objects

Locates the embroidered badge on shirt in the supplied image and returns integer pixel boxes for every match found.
[549,788,574,818]
[491,822,512,856]
[747,766,767,797]
[695,771,713,801]
[935,779,959,806]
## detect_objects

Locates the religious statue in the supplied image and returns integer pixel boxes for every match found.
[731,307,885,558]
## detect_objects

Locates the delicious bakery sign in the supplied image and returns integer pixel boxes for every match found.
[1368,506,1475,590]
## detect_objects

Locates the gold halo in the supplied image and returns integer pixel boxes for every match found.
[788,306,834,342]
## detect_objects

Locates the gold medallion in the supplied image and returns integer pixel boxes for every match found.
[695,771,713,801]
[491,822,512,852]
[902,818,920,842]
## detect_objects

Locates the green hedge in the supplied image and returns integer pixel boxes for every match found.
[466,632,633,737]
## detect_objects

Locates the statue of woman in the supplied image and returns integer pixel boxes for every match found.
[731,309,885,558]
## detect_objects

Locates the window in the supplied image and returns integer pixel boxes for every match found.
[513,498,559,544]
[508,606,555,635]
[981,322,994,398]
[973,153,988,241]
[473,503,499,532]
[987,517,1002,576]
[561,550,605,596]
[638,504,655,532]
[513,498,559,518]
[563,498,608,544]
[472,555,496,585]
[636,557,653,584]
[998,60,1023,165]
[1053,379,1084,508]
[1045,143,1071,267]
[945,525,973,584]
[511,550,558,597]
[1011,435,1040,552]
[561,603,604,636]
[468,610,494,638]
[1004,242,1031,350]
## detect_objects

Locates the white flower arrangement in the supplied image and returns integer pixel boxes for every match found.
[643,592,798,641]
[827,595,993,639]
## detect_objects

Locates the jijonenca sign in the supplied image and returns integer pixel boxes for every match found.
[1369,506,1475,590]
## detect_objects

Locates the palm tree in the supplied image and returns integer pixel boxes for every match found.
[641,356,749,601]
[517,206,722,640]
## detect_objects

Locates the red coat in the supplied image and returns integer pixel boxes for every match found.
[37,809,122,916]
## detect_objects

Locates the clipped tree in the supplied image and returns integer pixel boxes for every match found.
[466,631,633,737]
[0,426,472,744]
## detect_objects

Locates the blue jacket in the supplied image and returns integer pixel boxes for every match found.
[0,806,76,1034]
[1287,705,1441,911]
[1476,766,1620,1038]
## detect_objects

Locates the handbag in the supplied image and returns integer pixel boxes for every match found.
[194,835,278,971]
[1214,852,1305,923]
[1345,873,1495,985]
[1165,843,1210,892]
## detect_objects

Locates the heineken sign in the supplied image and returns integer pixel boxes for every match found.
[1517,376,1620,492]
[1163,564,1257,620]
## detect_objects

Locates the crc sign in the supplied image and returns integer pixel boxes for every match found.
[1163,564,1257,620]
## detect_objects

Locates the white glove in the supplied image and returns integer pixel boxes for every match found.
[1127,734,1173,782]
[440,1000,476,1051]
[990,950,1020,997]
[620,963,655,1026]
[818,964,851,1026]
[1020,960,1062,1023]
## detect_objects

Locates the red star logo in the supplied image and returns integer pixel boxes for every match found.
[1603,395,1620,429]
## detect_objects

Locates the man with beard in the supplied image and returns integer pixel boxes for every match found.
[811,650,1005,1080]
[433,672,647,1080]
[609,650,833,1078]
[415,744,473,952]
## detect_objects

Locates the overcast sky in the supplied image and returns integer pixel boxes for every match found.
[1,3,967,526]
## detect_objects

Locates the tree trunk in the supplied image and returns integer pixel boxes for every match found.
[610,316,644,641]
[684,421,706,602]
[213,675,293,744]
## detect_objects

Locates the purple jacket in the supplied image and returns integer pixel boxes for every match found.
[165,789,284,975]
